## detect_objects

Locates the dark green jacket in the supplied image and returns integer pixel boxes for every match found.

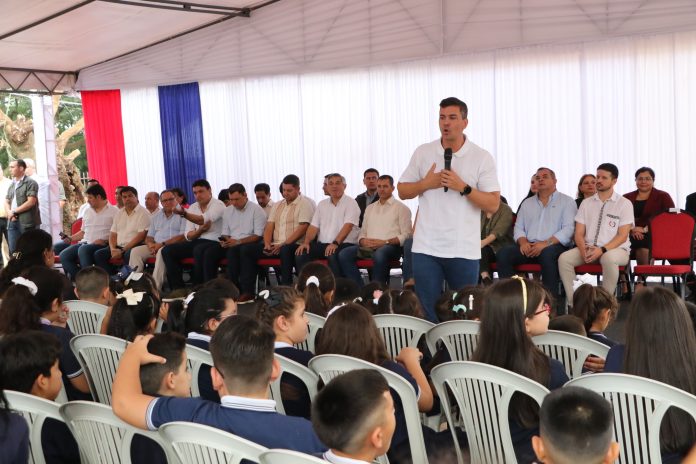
[6,176,41,228]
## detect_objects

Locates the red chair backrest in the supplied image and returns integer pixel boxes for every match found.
[649,211,696,261]
[70,218,83,244]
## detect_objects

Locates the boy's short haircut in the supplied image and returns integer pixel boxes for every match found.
[75,266,110,299]
[209,315,275,389]
[540,386,614,464]
[0,331,61,393]
[140,332,187,396]
[312,369,390,453]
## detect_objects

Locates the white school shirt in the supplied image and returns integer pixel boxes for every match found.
[323,450,372,464]
[399,137,500,259]
[575,191,634,252]
[310,195,360,244]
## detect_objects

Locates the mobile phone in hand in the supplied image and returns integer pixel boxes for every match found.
[218,236,226,242]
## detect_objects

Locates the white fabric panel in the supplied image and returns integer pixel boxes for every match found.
[76,0,696,91]
[494,44,585,206]
[120,87,166,197]
[125,30,696,212]
[199,79,252,195]
[674,31,696,208]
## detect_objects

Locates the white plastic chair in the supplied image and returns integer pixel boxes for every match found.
[425,320,481,361]
[430,361,550,464]
[309,354,428,464]
[532,330,610,379]
[294,313,325,353]
[59,400,178,464]
[64,300,108,335]
[159,421,267,464]
[271,353,320,415]
[566,373,696,464]
[5,390,78,464]
[185,343,214,397]
[260,449,326,464]
[373,314,434,359]
[70,334,128,405]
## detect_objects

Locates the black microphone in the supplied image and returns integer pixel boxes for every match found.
[443,148,452,192]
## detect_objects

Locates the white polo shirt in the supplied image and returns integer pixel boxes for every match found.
[185,198,226,241]
[311,195,360,244]
[111,204,151,247]
[399,137,500,259]
[576,191,634,252]
[81,204,119,243]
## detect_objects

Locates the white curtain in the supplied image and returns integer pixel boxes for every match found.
[125,30,696,210]
[120,87,166,197]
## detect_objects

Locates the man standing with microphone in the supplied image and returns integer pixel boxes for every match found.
[398,97,500,322]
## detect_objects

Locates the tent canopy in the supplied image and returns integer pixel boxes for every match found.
[2,0,696,92]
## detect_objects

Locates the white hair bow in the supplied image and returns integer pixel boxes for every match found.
[12,277,38,296]
[184,292,196,307]
[305,275,320,287]
[116,288,144,306]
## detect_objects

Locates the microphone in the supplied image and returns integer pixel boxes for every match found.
[443,148,452,192]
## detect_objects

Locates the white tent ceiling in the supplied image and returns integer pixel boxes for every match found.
[2,0,696,92]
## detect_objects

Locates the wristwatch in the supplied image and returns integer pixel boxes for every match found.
[332,240,340,246]
[600,246,608,253]
[460,185,472,196]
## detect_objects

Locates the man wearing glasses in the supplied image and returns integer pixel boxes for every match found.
[128,189,186,290]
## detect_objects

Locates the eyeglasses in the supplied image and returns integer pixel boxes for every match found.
[534,303,551,316]
[161,197,176,202]
[636,177,653,182]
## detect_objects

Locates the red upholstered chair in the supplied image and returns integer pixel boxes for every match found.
[573,264,631,298]
[632,211,695,298]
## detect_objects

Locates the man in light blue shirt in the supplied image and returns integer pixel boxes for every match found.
[203,183,266,298]
[496,167,577,308]
[129,189,186,289]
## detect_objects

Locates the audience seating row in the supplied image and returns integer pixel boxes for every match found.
[9,364,696,464]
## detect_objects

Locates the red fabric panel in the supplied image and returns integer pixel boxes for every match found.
[82,90,128,204]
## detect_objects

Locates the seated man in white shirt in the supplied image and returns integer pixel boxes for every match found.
[338,175,412,286]
[94,186,151,274]
[161,179,226,289]
[54,184,119,280]
[312,369,395,464]
[128,189,187,290]
[295,173,360,277]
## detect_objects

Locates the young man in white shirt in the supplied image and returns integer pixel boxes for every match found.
[161,179,226,289]
[398,97,500,322]
[55,184,119,280]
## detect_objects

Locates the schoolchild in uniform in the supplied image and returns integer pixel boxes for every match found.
[312,369,396,464]
[316,303,457,463]
[112,315,327,454]
[472,277,569,463]
[184,288,237,402]
[0,331,80,463]
[571,283,618,347]
[130,332,192,464]
[256,286,313,418]
[0,266,91,400]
